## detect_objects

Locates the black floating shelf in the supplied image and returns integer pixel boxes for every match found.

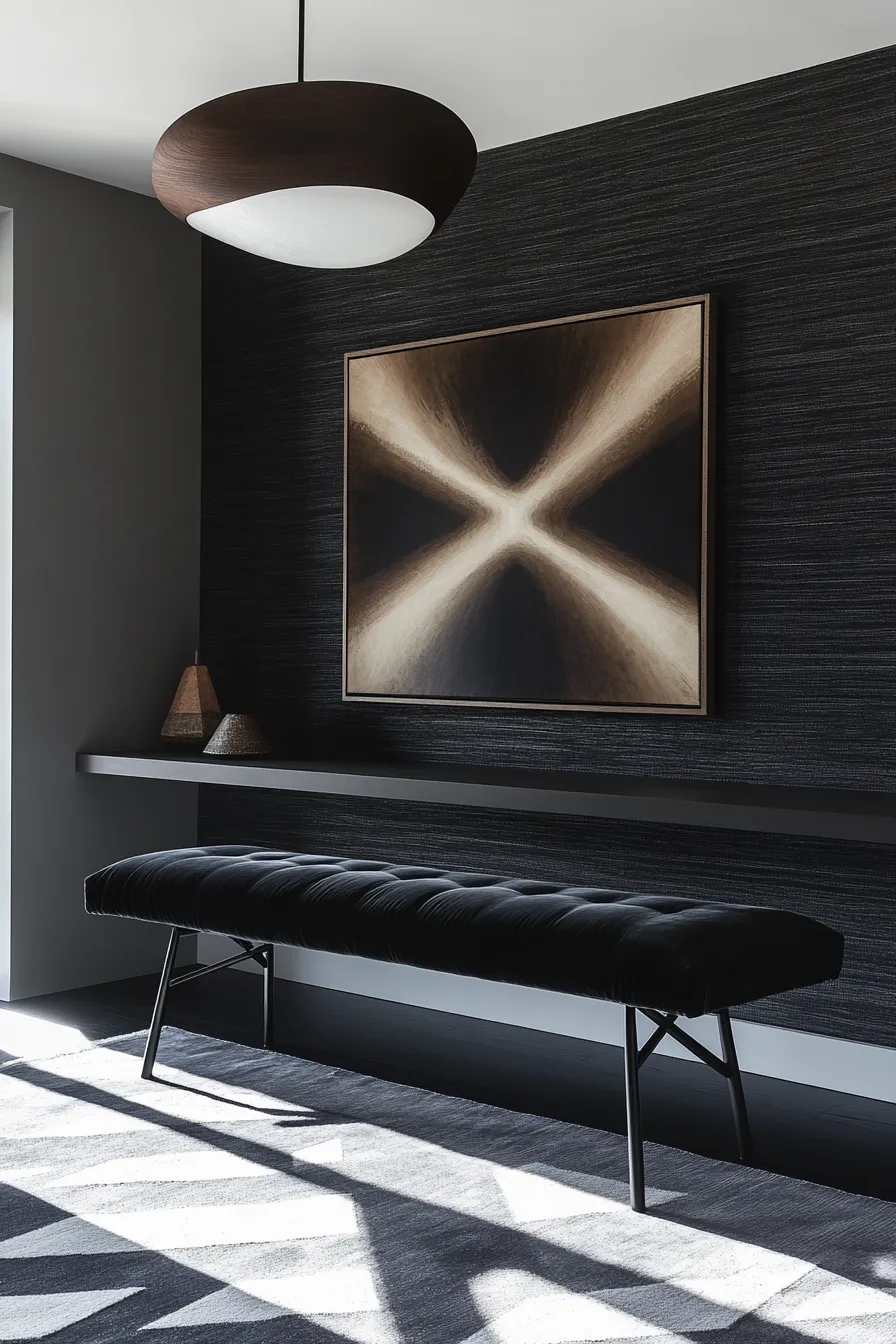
[75,752,896,846]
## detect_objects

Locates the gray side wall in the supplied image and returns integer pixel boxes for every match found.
[0,152,200,999]
[0,208,11,1000]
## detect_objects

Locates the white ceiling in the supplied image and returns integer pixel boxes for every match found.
[0,0,894,196]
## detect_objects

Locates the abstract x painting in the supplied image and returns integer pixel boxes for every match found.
[344,296,712,714]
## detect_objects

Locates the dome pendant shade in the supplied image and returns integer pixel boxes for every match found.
[153,82,477,268]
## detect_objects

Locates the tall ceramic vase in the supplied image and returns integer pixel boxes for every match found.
[161,651,222,748]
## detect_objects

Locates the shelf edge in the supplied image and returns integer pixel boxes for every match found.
[76,754,896,846]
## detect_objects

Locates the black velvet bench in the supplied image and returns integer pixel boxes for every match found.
[85,844,844,1212]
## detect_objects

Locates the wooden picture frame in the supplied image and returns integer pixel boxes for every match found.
[343,295,714,715]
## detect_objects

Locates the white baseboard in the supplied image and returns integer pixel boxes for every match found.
[197,933,896,1106]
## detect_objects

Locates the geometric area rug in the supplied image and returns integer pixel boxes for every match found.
[0,1027,894,1342]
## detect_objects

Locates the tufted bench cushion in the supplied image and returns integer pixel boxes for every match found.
[85,845,843,1018]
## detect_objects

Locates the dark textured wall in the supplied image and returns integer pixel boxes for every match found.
[201,48,896,1048]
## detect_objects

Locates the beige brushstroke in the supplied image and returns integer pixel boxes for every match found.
[522,306,702,519]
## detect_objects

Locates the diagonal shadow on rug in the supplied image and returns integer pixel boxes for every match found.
[0,1027,893,1342]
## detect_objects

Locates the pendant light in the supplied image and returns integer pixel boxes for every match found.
[152,1,477,269]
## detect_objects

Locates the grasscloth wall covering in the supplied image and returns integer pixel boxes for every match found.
[201,49,896,1048]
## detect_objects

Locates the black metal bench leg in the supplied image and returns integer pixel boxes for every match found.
[717,1009,752,1163]
[142,927,181,1080]
[623,1006,646,1213]
[263,945,275,1049]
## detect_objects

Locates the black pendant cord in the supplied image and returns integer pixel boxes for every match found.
[297,0,306,82]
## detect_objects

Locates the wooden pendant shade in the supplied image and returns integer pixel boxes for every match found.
[152,81,477,231]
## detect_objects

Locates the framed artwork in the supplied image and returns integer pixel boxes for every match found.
[343,294,713,715]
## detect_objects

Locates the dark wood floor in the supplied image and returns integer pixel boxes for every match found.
[11,967,896,1203]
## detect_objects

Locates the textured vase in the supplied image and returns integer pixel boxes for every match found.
[203,713,272,757]
[161,652,222,747]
